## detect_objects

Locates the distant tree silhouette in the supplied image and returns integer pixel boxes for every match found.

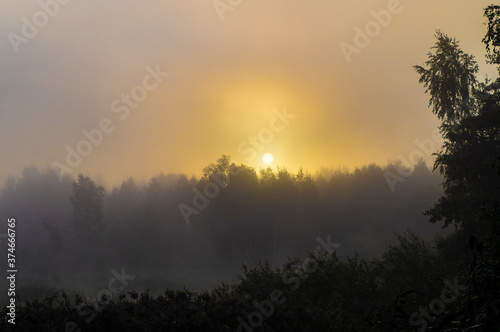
[42,218,63,252]
[200,154,238,186]
[68,174,106,239]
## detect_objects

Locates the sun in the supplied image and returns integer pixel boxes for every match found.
[262,153,274,165]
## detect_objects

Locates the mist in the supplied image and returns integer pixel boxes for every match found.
[0,157,446,301]
[1,1,499,330]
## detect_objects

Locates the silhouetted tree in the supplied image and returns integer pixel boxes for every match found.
[415,30,500,232]
[68,174,105,239]
[43,219,63,252]
[414,30,479,126]
[200,154,238,186]
[483,5,500,67]
[415,12,500,330]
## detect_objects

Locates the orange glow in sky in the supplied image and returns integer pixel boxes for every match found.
[0,1,496,186]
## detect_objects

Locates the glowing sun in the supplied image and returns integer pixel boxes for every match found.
[262,153,274,164]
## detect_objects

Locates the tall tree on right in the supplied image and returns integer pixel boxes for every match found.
[414,8,500,329]
[415,24,500,237]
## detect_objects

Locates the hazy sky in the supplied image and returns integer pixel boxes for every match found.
[0,0,496,186]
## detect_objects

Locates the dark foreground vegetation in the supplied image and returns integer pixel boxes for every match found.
[1,230,499,331]
[2,4,500,332]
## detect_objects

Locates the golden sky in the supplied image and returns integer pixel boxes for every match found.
[0,0,497,186]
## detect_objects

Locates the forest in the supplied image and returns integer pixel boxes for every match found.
[1,4,500,332]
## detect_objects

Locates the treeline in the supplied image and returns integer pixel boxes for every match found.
[0,157,444,295]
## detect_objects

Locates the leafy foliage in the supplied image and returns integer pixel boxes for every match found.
[415,27,500,234]
[483,5,500,67]
[4,231,498,331]
[414,31,479,125]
